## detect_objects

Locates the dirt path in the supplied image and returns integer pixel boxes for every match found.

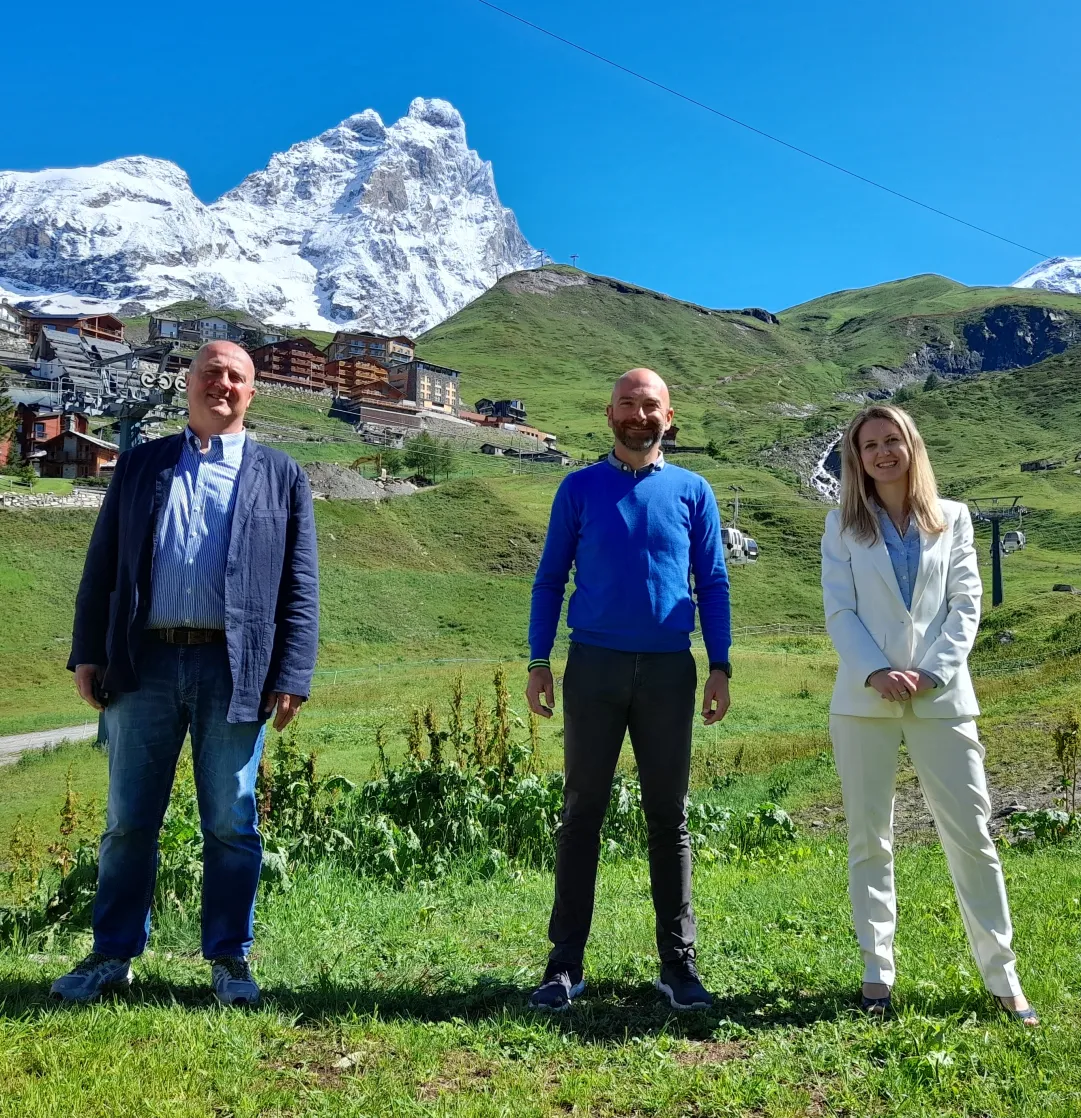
[0,723,98,766]
[797,753,1062,841]
[891,756,1062,840]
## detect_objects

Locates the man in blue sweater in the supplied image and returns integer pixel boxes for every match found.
[525,368,732,1011]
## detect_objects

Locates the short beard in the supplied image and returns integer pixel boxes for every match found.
[612,417,663,453]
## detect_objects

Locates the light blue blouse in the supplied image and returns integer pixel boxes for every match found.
[876,505,921,611]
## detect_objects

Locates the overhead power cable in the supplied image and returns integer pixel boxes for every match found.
[473,0,1052,260]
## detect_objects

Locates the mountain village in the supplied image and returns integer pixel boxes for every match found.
[0,300,577,483]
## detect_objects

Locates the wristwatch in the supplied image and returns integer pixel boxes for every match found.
[709,661,732,678]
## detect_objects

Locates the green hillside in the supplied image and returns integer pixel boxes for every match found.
[783,272,1081,337]
[417,266,1081,457]
[418,267,834,453]
[0,468,825,742]
[783,275,1081,382]
[15,267,1076,739]
[117,267,1081,474]
[415,265,1081,680]
[10,266,1081,755]
[901,347,1081,474]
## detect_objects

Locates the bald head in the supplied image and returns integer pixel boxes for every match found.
[186,340,257,440]
[190,340,254,380]
[607,367,674,459]
[611,367,670,410]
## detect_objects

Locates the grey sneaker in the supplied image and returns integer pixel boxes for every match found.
[50,952,133,1003]
[211,956,260,1007]
[528,961,585,1011]
[656,958,713,1011]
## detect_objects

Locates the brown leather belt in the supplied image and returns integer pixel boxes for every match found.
[150,627,226,645]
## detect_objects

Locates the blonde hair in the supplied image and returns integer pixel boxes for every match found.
[839,405,946,543]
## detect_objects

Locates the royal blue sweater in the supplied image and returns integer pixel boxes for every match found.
[529,457,731,663]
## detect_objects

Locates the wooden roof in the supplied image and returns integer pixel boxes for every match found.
[42,429,119,451]
[25,311,124,330]
[253,336,324,355]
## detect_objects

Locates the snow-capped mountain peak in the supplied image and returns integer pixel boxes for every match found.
[1012,256,1081,296]
[0,98,536,334]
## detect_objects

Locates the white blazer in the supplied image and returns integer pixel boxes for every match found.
[821,499,981,719]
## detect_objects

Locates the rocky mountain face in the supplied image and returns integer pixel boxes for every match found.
[1014,256,1081,296]
[862,304,1081,392]
[0,99,537,334]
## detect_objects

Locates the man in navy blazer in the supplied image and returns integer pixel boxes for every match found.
[52,341,319,1007]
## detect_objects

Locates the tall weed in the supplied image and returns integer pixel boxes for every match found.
[0,668,798,944]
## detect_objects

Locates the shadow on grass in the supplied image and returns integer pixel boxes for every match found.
[266,977,859,1040]
[0,972,997,1041]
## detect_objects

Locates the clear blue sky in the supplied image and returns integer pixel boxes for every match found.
[6,0,1078,312]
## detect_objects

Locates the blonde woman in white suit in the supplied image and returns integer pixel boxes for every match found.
[821,404,1038,1026]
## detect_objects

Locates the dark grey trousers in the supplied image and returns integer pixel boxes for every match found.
[548,642,698,965]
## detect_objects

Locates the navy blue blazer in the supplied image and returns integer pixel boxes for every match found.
[68,432,320,723]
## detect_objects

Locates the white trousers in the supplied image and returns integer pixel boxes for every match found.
[830,710,1021,997]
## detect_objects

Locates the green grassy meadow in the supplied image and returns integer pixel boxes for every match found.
[2,476,1078,1115]
[0,477,73,495]
[4,843,1081,1117]
[2,269,1081,1115]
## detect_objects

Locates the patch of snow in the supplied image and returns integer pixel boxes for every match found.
[1012,256,1081,296]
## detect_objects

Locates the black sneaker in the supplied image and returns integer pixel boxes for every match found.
[656,957,713,1011]
[528,961,585,1011]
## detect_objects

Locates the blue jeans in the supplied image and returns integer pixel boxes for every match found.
[94,639,266,960]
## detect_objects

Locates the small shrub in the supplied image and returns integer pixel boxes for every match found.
[1008,809,1081,846]
[380,448,404,475]
[766,776,791,802]
[404,432,455,481]
[449,671,466,764]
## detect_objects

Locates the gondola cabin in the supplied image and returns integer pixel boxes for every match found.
[721,527,759,566]
[1002,530,1026,554]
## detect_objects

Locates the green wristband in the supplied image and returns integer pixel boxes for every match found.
[527,658,551,672]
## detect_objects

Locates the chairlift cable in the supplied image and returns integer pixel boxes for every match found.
[474,0,1051,259]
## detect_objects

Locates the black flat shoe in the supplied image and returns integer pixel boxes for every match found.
[860,992,891,1017]
[996,995,1039,1027]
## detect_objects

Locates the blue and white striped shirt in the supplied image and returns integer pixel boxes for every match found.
[146,427,246,630]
